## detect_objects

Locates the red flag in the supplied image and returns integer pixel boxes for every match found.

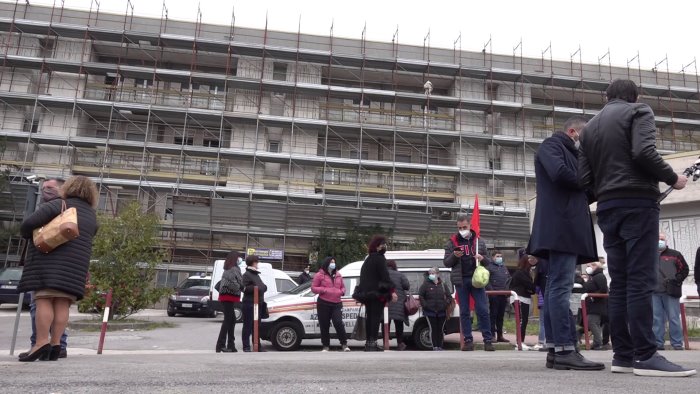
[470,194,480,238]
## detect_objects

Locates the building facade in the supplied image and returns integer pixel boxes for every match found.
[1,2,699,274]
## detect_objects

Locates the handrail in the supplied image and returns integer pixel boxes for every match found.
[486,290,522,350]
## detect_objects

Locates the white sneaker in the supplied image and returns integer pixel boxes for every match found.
[342,345,351,352]
[321,347,330,352]
[532,344,543,351]
[520,344,531,351]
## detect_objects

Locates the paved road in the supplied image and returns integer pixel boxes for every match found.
[1,304,698,393]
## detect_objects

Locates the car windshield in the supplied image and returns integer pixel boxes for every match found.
[0,268,22,281]
[282,281,311,295]
[179,278,210,289]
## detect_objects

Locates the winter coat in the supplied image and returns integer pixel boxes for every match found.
[18,197,98,301]
[220,266,243,297]
[311,269,345,304]
[298,271,312,284]
[510,268,536,299]
[388,269,410,322]
[655,247,689,295]
[527,131,598,264]
[486,261,511,291]
[443,230,491,286]
[419,277,453,317]
[578,99,677,203]
[242,267,267,303]
[583,267,608,316]
[355,252,394,303]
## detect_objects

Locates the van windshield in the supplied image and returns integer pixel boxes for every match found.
[282,281,311,295]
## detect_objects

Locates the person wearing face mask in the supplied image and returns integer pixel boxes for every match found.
[486,250,511,343]
[581,261,609,350]
[385,259,411,350]
[298,265,312,284]
[527,115,603,371]
[241,255,268,352]
[653,233,689,351]
[354,235,397,351]
[510,254,538,348]
[419,267,453,351]
[443,213,495,351]
[311,256,350,352]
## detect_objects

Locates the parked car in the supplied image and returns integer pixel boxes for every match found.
[209,260,297,323]
[259,250,460,351]
[0,267,31,309]
[167,275,215,317]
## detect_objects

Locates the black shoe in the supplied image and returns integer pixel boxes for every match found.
[553,351,605,371]
[546,352,554,369]
[18,351,29,359]
[484,342,496,352]
[18,344,51,362]
[227,347,238,353]
[59,348,67,359]
[462,341,475,351]
[48,345,62,361]
[496,337,510,343]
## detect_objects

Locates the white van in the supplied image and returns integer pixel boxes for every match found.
[259,250,460,351]
[209,260,298,322]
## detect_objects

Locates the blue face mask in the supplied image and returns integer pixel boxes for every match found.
[428,274,437,282]
[658,240,666,250]
[494,257,503,265]
[328,263,336,271]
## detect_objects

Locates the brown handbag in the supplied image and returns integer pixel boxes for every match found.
[32,200,80,253]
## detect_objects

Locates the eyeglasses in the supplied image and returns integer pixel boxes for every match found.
[458,226,469,230]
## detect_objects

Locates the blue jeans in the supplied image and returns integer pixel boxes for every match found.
[455,280,493,343]
[538,305,546,344]
[652,294,682,348]
[597,206,659,362]
[543,251,577,352]
[30,292,68,350]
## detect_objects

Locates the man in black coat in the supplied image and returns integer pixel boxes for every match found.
[297,266,312,284]
[579,79,694,377]
[527,115,603,371]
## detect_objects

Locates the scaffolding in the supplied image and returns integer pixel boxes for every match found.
[1,1,700,270]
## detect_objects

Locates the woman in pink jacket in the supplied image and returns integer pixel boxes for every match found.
[311,257,350,352]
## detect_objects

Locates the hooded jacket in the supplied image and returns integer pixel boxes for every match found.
[311,269,345,304]
[418,275,453,317]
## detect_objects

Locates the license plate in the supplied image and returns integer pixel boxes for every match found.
[181,303,192,308]
[1,285,17,289]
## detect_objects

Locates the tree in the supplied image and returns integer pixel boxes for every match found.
[80,202,171,319]
[413,230,449,250]
[309,219,393,269]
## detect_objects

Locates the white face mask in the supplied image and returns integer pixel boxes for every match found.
[585,266,594,275]
[574,141,581,150]
[459,230,470,238]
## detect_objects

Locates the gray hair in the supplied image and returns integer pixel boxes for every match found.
[428,266,439,275]
[456,213,469,223]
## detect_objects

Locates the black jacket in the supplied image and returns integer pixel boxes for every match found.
[387,269,410,322]
[485,262,511,291]
[695,246,700,286]
[583,268,608,316]
[242,267,267,303]
[220,267,243,296]
[418,277,452,316]
[579,99,677,203]
[510,269,536,299]
[527,132,598,264]
[18,197,98,300]
[443,230,490,286]
[297,271,312,284]
[356,252,394,303]
[655,247,689,295]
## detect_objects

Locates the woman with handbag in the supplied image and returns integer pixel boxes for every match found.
[386,260,410,350]
[311,256,350,352]
[241,255,267,352]
[354,235,396,352]
[216,251,243,353]
[418,267,453,351]
[17,176,99,362]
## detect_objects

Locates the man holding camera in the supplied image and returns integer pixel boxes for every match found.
[579,79,695,377]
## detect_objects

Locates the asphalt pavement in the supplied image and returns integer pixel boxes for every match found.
[1,304,698,393]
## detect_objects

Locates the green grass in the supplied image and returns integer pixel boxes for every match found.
[72,319,176,332]
[501,316,541,337]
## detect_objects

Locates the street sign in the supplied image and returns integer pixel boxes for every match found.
[246,248,284,260]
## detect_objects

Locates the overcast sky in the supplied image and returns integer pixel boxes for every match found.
[10,0,700,72]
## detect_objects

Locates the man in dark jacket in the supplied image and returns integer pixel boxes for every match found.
[653,233,689,351]
[579,79,694,377]
[582,261,608,350]
[298,266,312,284]
[486,250,510,343]
[443,213,494,351]
[527,115,603,371]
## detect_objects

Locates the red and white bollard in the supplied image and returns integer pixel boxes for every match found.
[383,303,390,350]
[97,289,113,355]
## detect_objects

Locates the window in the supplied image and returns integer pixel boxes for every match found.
[174,137,194,145]
[352,96,371,106]
[326,141,342,158]
[22,118,39,133]
[200,160,219,176]
[203,139,220,148]
[349,147,369,160]
[485,82,499,101]
[421,103,438,113]
[276,278,297,292]
[156,271,180,288]
[488,146,502,170]
[95,129,109,139]
[126,132,144,142]
[269,140,281,153]
[273,62,288,81]
[39,38,55,58]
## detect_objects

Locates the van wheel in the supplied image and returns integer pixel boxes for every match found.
[412,320,432,350]
[234,305,243,323]
[167,311,175,317]
[271,321,303,351]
